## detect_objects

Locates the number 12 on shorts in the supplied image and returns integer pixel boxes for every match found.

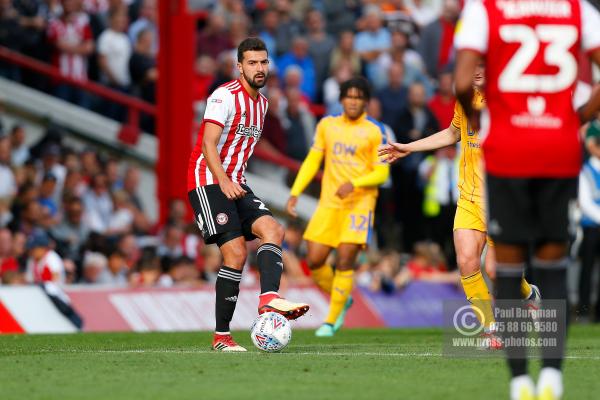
[349,214,368,232]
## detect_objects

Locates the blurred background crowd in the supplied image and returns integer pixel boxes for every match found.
[0,0,599,321]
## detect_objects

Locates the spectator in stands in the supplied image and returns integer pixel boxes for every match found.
[354,6,391,86]
[407,0,441,28]
[128,0,157,55]
[106,190,134,235]
[62,169,87,199]
[163,256,200,286]
[395,241,459,287]
[418,145,459,267]
[305,9,336,102]
[51,196,89,263]
[196,13,231,60]
[277,36,317,102]
[82,173,113,233]
[37,172,58,217]
[329,30,362,77]
[0,228,18,278]
[192,55,216,103]
[96,246,128,285]
[207,51,236,94]
[258,8,279,57]
[117,232,140,270]
[0,0,23,80]
[25,229,65,284]
[130,246,161,286]
[164,198,186,228]
[97,6,132,121]
[200,243,221,283]
[377,62,408,128]
[228,14,250,48]
[81,251,108,283]
[578,124,600,321]
[9,124,29,167]
[47,0,95,107]
[282,66,312,107]
[80,147,101,178]
[105,158,121,190]
[392,82,439,252]
[273,0,303,57]
[283,87,314,161]
[129,28,157,103]
[427,69,455,128]
[322,0,357,36]
[11,199,43,236]
[0,135,17,201]
[417,0,459,79]
[39,144,66,203]
[322,60,353,116]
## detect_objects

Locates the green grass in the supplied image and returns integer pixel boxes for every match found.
[1,326,599,400]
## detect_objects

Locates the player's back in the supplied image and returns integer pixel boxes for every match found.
[475,0,588,178]
[315,113,386,209]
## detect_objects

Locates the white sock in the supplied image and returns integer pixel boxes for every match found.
[537,367,563,399]
[510,375,535,400]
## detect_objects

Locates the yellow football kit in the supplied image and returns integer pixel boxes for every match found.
[451,90,489,237]
[291,113,389,248]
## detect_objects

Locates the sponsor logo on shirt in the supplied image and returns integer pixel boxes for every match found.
[235,124,262,138]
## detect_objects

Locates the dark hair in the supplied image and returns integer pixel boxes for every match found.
[339,77,371,101]
[237,37,268,62]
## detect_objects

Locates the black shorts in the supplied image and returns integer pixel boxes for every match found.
[188,184,272,246]
[486,174,577,244]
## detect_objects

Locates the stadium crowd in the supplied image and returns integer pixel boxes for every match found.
[0,0,600,320]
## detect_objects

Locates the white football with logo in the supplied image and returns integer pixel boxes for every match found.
[250,312,292,352]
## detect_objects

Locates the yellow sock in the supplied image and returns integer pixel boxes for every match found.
[461,270,496,330]
[311,264,334,293]
[325,269,354,325]
[520,277,532,299]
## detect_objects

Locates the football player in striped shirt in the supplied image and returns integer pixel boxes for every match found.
[187,38,309,352]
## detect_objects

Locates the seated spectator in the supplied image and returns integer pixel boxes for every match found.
[25,229,66,284]
[305,9,336,102]
[193,55,216,103]
[39,144,66,203]
[117,232,140,270]
[130,247,162,286]
[10,199,43,236]
[406,0,441,28]
[97,6,131,121]
[9,124,30,167]
[0,228,18,278]
[200,244,221,283]
[282,66,312,106]
[62,169,88,199]
[81,251,108,284]
[417,0,459,79]
[128,0,157,55]
[207,51,236,94]
[82,173,113,233]
[196,13,231,59]
[0,136,16,201]
[273,0,303,57]
[427,69,455,128]
[228,13,249,48]
[106,190,134,235]
[129,28,157,103]
[47,0,95,107]
[96,247,129,285]
[376,62,408,128]
[395,242,459,287]
[329,30,362,77]
[323,60,353,116]
[258,8,279,57]
[354,6,391,86]
[51,196,89,263]
[38,172,58,217]
[161,256,200,287]
[283,88,315,161]
[277,37,317,101]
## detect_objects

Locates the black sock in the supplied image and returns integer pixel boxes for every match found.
[532,258,569,371]
[496,263,528,377]
[257,243,283,294]
[215,266,241,333]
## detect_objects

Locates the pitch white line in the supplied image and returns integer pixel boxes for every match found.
[2,349,599,359]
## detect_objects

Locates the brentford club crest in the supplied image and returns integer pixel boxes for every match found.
[216,213,228,225]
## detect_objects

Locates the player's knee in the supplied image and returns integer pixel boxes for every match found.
[222,246,247,269]
[259,219,284,244]
[457,252,480,275]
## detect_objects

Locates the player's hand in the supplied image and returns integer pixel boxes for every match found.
[335,182,354,199]
[378,142,411,163]
[286,196,298,218]
[219,178,247,200]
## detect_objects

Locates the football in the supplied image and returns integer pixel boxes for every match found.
[250,312,292,352]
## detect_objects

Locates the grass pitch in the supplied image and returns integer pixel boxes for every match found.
[1,326,599,400]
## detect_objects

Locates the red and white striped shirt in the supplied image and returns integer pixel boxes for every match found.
[188,79,269,189]
[47,13,93,82]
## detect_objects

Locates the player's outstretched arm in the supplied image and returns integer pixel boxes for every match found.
[378,125,460,163]
[202,121,247,200]
[286,149,324,218]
